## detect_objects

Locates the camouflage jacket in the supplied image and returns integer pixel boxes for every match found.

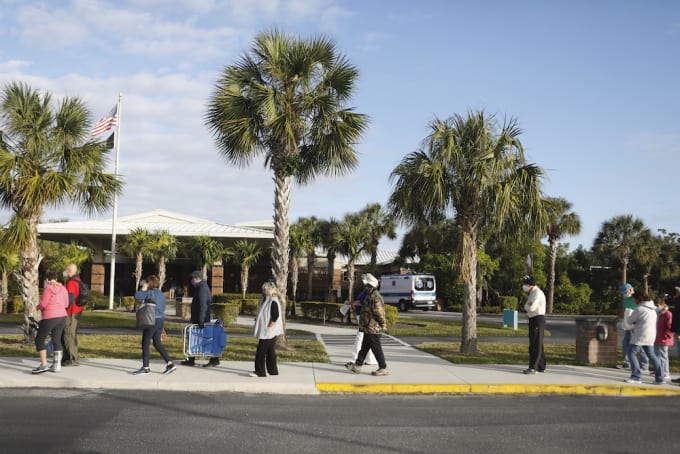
[358,289,387,334]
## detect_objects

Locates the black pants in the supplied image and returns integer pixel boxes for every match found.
[141,318,171,367]
[356,332,387,369]
[528,315,546,371]
[35,316,66,352]
[254,337,278,377]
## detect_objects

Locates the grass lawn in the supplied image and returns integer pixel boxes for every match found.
[389,316,536,337]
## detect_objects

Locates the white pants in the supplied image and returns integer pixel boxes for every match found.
[351,330,377,365]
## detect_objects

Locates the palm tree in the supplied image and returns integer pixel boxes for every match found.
[318,217,340,301]
[593,215,650,286]
[543,197,581,314]
[388,111,545,354]
[187,236,224,280]
[0,82,122,339]
[635,230,661,293]
[296,216,321,300]
[359,203,397,270]
[288,223,311,310]
[205,29,369,335]
[148,230,178,289]
[120,228,153,291]
[227,240,263,298]
[334,213,370,301]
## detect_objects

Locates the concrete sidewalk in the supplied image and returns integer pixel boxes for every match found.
[2,317,679,396]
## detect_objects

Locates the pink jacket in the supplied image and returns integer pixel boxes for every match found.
[37,283,69,319]
[655,309,674,346]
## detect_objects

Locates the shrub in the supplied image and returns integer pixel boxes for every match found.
[300,301,344,323]
[478,305,502,314]
[87,291,108,310]
[384,305,398,328]
[498,296,518,311]
[121,296,136,312]
[10,295,23,314]
[241,298,259,315]
[212,302,240,325]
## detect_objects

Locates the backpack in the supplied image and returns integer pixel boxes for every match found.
[74,277,90,307]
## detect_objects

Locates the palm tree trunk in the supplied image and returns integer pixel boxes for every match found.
[135,253,143,290]
[347,261,355,302]
[326,252,335,302]
[201,265,208,280]
[459,228,478,354]
[1,271,8,314]
[241,267,249,299]
[20,217,41,344]
[272,171,291,348]
[306,255,315,300]
[159,257,166,289]
[291,258,299,308]
[547,240,557,314]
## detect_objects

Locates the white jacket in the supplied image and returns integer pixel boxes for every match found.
[628,300,657,346]
[523,286,546,318]
[253,296,284,340]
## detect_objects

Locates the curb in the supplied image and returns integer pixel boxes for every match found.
[316,383,680,396]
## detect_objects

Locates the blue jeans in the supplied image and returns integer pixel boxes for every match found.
[654,345,669,377]
[629,345,662,382]
[623,330,648,367]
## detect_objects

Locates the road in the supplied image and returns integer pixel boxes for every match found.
[0,389,675,453]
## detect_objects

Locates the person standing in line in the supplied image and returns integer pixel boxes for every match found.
[624,290,663,384]
[668,287,680,383]
[654,296,673,383]
[522,275,546,375]
[132,275,176,376]
[619,283,650,371]
[62,264,83,366]
[250,281,284,377]
[345,273,389,376]
[33,271,69,374]
[181,271,218,367]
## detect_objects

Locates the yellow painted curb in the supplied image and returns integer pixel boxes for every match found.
[317,383,680,396]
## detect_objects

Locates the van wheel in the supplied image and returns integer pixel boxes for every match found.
[399,300,408,312]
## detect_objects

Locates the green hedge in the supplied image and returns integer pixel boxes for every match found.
[10,295,23,314]
[241,298,259,315]
[212,302,240,325]
[498,296,518,311]
[121,296,136,311]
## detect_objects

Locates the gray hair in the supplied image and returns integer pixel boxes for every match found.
[262,281,278,297]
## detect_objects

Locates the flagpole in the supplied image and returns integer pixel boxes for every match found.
[108,93,122,310]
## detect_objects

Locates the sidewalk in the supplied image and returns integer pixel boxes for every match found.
[2,316,679,396]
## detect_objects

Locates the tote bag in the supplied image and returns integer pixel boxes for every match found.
[135,292,156,329]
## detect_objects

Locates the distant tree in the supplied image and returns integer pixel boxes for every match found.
[0,249,20,314]
[187,236,224,280]
[334,213,370,301]
[0,82,122,340]
[593,215,650,286]
[227,240,263,298]
[318,218,340,301]
[358,203,397,271]
[543,197,581,314]
[296,216,321,300]
[39,240,91,279]
[148,230,178,288]
[120,228,153,291]
[288,223,311,310]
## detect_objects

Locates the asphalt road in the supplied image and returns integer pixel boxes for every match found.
[0,389,675,453]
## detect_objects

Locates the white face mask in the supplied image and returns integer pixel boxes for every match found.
[62,270,68,277]
[522,285,531,292]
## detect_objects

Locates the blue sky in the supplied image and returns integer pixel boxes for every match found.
[1,0,679,252]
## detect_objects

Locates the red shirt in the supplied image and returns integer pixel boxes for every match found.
[66,276,84,315]
[655,309,673,346]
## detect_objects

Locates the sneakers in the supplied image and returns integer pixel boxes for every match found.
[671,377,680,384]
[345,362,361,374]
[32,363,50,374]
[180,359,195,367]
[371,368,389,376]
[615,363,630,370]
[652,381,664,385]
[523,368,537,375]
[163,363,177,375]
[132,367,151,375]
[249,372,265,378]
[624,378,641,384]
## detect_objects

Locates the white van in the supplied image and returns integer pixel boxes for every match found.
[379,273,437,312]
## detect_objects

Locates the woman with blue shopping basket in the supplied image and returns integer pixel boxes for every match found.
[132,275,176,376]
[251,281,284,377]
[32,270,69,374]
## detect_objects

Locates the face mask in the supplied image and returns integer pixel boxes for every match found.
[62,271,68,277]
[191,279,199,287]
[522,285,530,292]
[655,306,662,313]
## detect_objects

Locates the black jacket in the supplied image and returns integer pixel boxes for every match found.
[191,280,211,324]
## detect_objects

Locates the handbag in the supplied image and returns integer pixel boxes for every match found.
[135,291,156,329]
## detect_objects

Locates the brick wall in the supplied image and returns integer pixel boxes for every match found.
[574,316,619,366]
[90,263,106,294]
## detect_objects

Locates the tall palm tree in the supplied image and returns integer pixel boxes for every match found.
[120,228,153,291]
[0,82,122,339]
[187,236,224,280]
[359,203,397,270]
[227,240,263,298]
[334,213,370,301]
[318,217,340,301]
[205,29,369,336]
[388,111,545,354]
[593,215,650,286]
[296,216,321,300]
[148,230,178,289]
[543,197,581,314]
[635,230,661,293]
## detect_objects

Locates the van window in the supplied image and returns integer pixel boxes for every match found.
[415,277,434,290]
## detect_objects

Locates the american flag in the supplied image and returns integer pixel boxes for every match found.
[90,106,118,137]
